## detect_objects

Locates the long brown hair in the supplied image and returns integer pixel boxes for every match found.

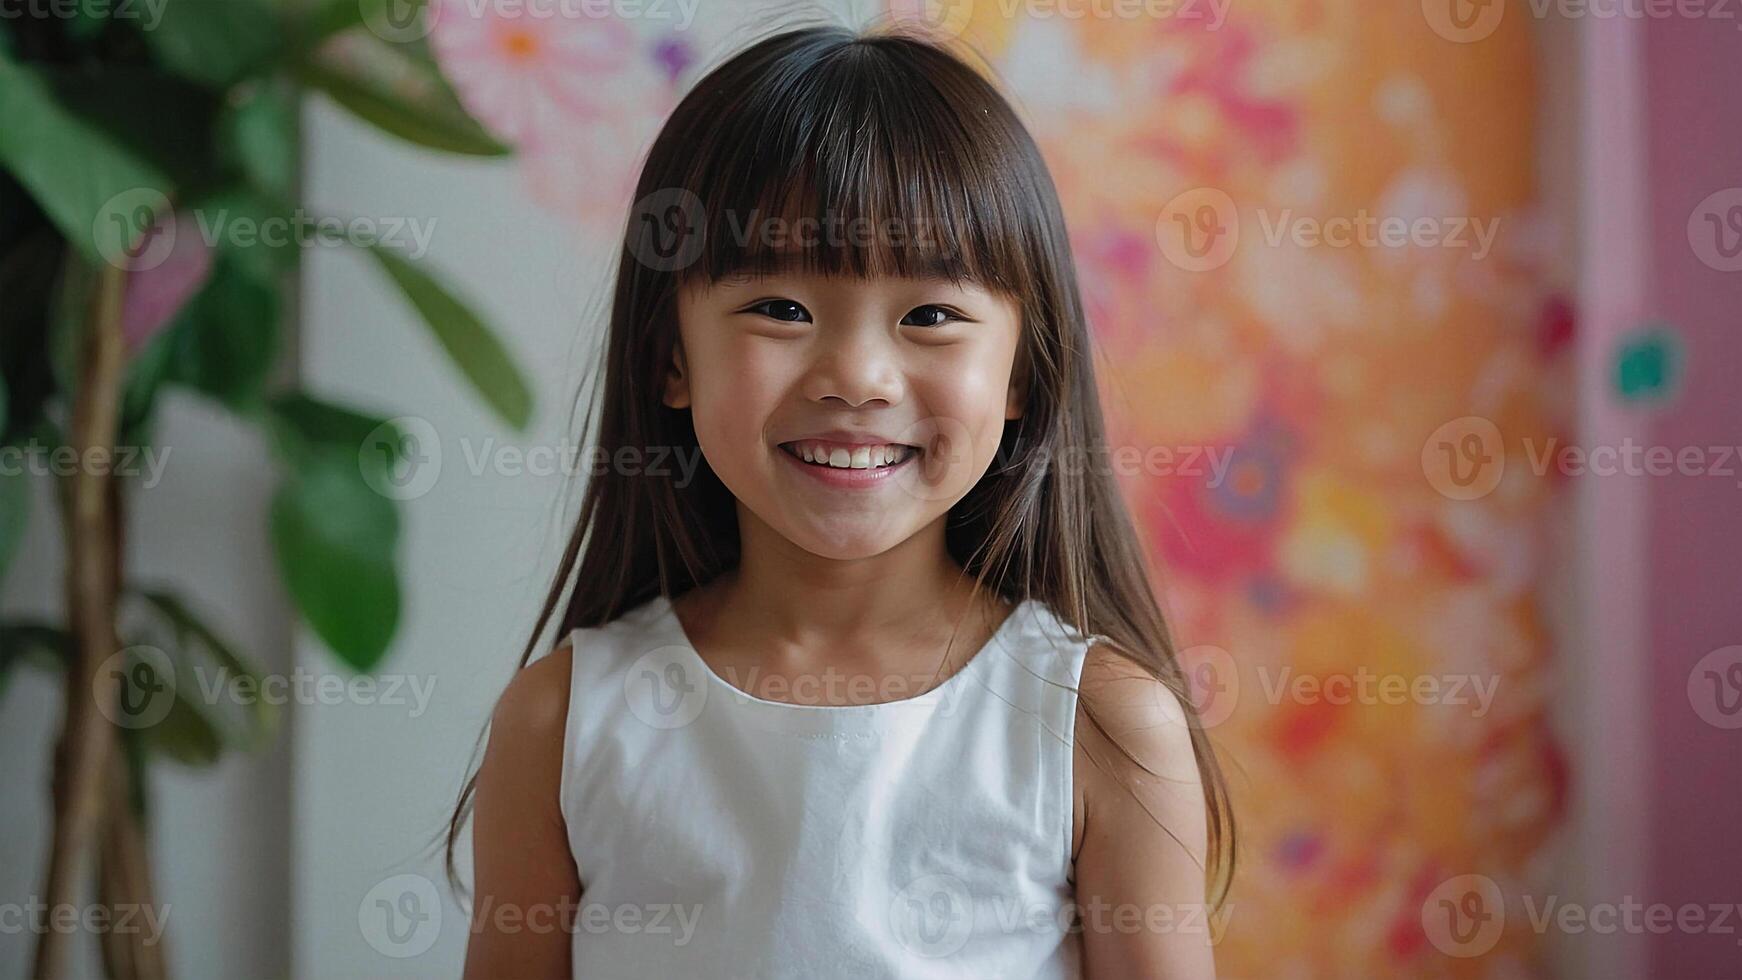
[440,19,1235,913]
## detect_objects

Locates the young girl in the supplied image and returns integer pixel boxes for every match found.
[451,22,1234,979]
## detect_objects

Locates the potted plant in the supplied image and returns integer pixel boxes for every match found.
[0,1,525,975]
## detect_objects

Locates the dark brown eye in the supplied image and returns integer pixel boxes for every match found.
[747,299,811,322]
[901,305,963,327]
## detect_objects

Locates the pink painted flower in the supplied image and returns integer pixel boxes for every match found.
[121,210,213,354]
[430,0,642,152]
[520,107,665,234]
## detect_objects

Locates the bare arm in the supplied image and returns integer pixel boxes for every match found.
[1073,644,1218,979]
[461,643,583,979]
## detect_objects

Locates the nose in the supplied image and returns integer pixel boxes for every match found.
[802,322,903,409]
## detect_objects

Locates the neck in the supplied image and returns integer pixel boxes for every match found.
[697,503,1001,652]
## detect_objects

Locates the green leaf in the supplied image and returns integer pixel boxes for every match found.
[190,187,300,283]
[364,245,532,430]
[141,0,285,89]
[0,621,66,700]
[147,678,226,767]
[67,0,111,42]
[264,391,397,471]
[270,455,401,671]
[221,84,298,200]
[136,590,280,751]
[0,51,173,265]
[293,0,370,51]
[0,465,28,588]
[299,58,510,157]
[165,258,280,411]
[47,249,98,400]
[44,67,224,193]
[0,228,63,440]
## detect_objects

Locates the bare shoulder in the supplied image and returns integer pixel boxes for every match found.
[489,638,576,743]
[1074,640,1196,768]
[465,636,583,977]
[1071,640,1205,863]
[473,636,579,850]
[1070,642,1220,980]
[476,637,577,815]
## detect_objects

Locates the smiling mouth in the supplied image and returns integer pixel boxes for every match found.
[777,442,920,471]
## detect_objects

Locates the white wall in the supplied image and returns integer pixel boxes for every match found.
[290,97,610,977]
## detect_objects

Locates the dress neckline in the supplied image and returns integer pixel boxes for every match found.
[651,592,1037,723]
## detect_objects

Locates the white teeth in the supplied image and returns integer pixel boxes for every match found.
[789,441,910,470]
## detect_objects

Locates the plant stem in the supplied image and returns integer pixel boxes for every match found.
[98,744,167,980]
[34,257,128,980]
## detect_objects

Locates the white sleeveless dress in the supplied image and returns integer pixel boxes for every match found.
[557,592,1095,979]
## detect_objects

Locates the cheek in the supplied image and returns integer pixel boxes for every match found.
[916,351,1014,447]
[686,340,789,452]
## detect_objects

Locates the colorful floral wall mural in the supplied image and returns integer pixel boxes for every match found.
[420,2,1572,974]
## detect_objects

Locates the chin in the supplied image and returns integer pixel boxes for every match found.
[783,517,916,562]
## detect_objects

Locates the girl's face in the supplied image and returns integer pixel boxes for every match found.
[667,271,1027,561]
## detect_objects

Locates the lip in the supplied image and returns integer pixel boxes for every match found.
[778,429,919,448]
[775,441,918,489]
